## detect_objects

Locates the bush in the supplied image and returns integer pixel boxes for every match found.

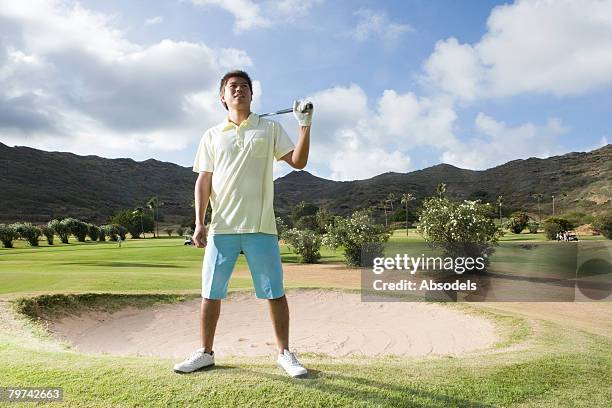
[110,210,154,239]
[49,219,71,244]
[87,224,100,241]
[176,227,185,237]
[164,228,174,237]
[324,209,391,267]
[275,217,287,241]
[542,217,574,240]
[282,228,322,263]
[528,222,539,234]
[417,198,502,268]
[41,225,55,245]
[12,223,42,246]
[64,218,88,242]
[291,201,319,225]
[507,211,530,234]
[0,224,18,248]
[101,225,115,241]
[593,213,612,239]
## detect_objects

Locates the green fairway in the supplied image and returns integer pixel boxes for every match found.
[1,232,610,407]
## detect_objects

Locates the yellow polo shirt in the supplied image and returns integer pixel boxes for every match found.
[193,113,295,235]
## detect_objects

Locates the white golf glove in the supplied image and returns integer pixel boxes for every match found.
[293,99,314,126]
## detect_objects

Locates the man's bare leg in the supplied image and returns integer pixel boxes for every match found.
[200,298,221,353]
[268,295,289,353]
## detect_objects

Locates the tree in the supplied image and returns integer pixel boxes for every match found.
[436,183,447,198]
[532,193,543,222]
[496,196,504,226]
[528,222,539,234]
[417,198,502,267]
[12,223,42,246]
[291,201,319,225]
[176,227,185,237]
[282,228,322,263]
[41,225,55,245]
[86,224,100,241]
[379,200,389,227]
[0,224,19,248]
[111,209,153,239]
[401,193,415,235]
[49,219,71,244]
[164,228,175,237]
[507,211,530,234]
[147,196,159,238]
[315,208,335,234]
[542,217,574,240]
[324,209,391,267]
[593,212,612,239]
[387,193,396,212]
[67,219,89,242]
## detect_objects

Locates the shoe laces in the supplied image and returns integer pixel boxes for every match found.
[283,350,301,367]
[187,350,207,363]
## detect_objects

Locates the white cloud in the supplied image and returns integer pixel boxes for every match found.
[439,113,569,169]
[267,84,458,180]
[423,0,612,100]
[189,0,271,32]
[346,9,413,42]
[145,16,163,25]
[0,0,253,158]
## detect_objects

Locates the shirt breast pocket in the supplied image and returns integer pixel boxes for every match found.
[251,138,268,158]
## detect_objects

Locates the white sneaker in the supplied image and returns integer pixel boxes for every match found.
[173,348,215,373]
[277,349,307,377]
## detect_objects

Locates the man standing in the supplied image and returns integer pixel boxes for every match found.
[173,70,312,377]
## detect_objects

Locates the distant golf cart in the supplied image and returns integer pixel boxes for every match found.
[566,231,579,241]
[184,235,194,245]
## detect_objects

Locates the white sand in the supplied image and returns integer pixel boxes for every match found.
[47,290,497,358]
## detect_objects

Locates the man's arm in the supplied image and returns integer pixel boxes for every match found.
[281,125,310,169]
[193,171,212,248]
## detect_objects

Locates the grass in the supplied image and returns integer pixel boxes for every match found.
[1,232,610,407]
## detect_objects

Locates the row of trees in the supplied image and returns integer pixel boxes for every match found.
[0,219,129,248]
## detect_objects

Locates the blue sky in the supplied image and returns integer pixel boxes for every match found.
[1,0,611,180]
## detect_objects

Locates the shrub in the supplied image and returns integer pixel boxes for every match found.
[12,223,42,246]
[528,222,539,234]
[593,212,612,239]
[324,209,391,267]
[110,210,154,239]
[176,227,185,237]
[101,225,115,241]
[542,217,574,240]
[87,224,100,241]
[507,211,530,234]
[282,228,322,263]
[417,198,502,268]
[0,224,18,248]
[41,225,55,245]
[49,219,71,244]
[275,217,287,241]
[164,228,174,237]
[63,218,88,242]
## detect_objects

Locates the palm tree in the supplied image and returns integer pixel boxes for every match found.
[551,194,556,217]
[387,193,396,212]
[379,200,389,227]
[401,193,415,235]
[532,193,543,222]
[147,196,159,238]
[132,207,145,238]
[436,183,447,198]
[496,195,504,226]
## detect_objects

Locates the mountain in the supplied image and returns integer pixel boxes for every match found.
[1,142,610,225]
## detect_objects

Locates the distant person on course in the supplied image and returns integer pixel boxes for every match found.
[173,70,313,377]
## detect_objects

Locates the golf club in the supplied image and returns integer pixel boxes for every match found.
[260,102,313,117]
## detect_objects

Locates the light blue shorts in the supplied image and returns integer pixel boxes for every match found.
[202,233,285,299]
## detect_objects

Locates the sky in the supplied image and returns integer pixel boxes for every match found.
[1,0,611,181]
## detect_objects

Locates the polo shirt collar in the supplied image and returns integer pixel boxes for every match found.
[222,112,260,131]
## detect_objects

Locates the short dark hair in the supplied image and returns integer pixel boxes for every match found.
[219,70,253,110]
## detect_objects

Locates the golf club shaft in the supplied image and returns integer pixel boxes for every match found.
[260,103,313,117]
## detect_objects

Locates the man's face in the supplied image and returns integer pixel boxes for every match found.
[221,77,252,110]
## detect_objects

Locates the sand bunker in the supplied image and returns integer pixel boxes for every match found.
[47,290,497,358]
